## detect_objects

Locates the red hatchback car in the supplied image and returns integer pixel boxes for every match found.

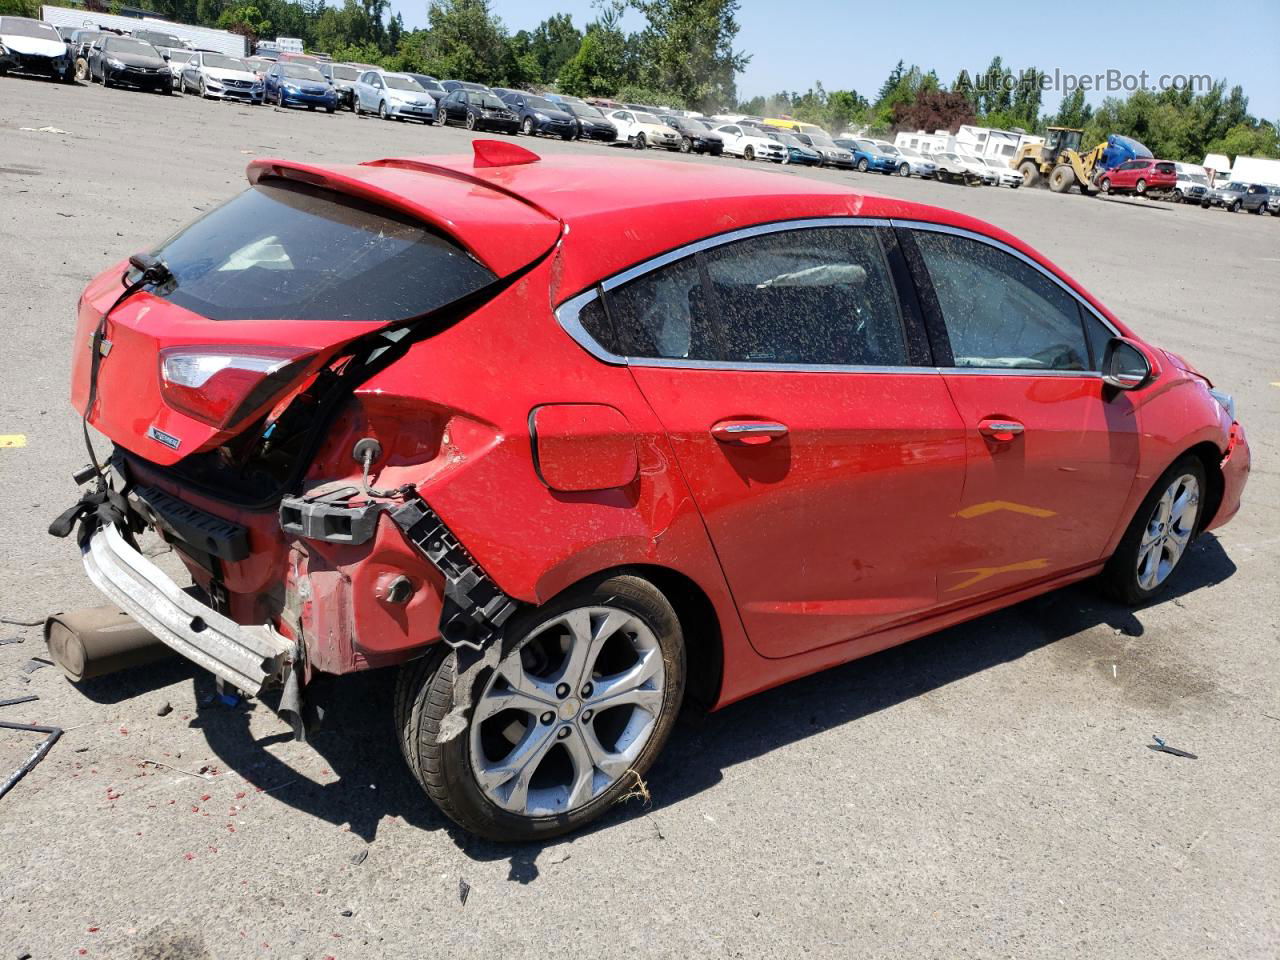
[1098,158,1177,196]
[57,143,1249,840]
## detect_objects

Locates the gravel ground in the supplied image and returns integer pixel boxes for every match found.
[1,75,1277,960]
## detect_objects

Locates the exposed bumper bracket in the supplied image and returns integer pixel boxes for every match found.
[81,523,294,695]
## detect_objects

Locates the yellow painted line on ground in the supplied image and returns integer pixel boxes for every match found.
[1271,382,1280,388]
[0,435,27,448]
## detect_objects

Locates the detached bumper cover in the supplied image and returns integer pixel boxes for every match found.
[82,523,294,694]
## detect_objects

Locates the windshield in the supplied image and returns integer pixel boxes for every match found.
[331,65,358,81]
[897,146,923,159]
[636,112,661,124]
[105,37,158,56]
[572,103,605,119]
[526,95,558,111]
[204,54,246,71]
[460,81,486,91]
[808,133,836,147]
[385,75,424,91]
[477,94,505,109]
[282,63,324,81]
[150,181,497,323]
[773,133,803,147]
[72,30,105,43]
[168,50,192,63]
[1,17,61,40]
[682,118,710,132]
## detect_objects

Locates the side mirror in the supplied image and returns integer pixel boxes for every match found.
[1101,337,1153,391]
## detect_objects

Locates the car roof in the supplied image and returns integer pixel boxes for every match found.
[247,149,1112,321]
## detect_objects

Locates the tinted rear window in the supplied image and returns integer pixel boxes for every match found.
[148,181,497,322]
[1155,162,1175,174]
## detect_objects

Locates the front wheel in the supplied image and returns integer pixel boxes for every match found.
[897,162,910,177]
[395,573,686,842]
[522,117,534,136]
[679,136,692,154]
[1135,178,1147,195]
[743,145,754,161]
[378,101,388,120]
[856,157,868,172]
[466,112,477,130]
[276,89,285,108]
[1101,457,1206,605]
[634,133,646,150]
[1228,200,1240,212]
[1100,177,1112,194]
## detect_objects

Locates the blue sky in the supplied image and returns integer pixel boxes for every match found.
[389,0,1280,119]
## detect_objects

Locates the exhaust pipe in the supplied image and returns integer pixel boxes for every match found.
[44,606,175,682]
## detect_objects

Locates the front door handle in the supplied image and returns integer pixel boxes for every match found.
[711,419,789,445]
[977,418,1025,441]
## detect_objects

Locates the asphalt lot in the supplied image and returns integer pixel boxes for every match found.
[1,75,1278,960]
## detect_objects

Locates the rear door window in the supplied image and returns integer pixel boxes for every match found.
[595,225,909,367]
[148,180,497,323]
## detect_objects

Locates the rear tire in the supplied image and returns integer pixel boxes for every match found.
[1135,178,1147,195]
[897,162,910,177]
[1019,160,1041,187]
[743,144,754,161]
[395,573,686,842]
[634,133,646,150]
[856,157,868,172]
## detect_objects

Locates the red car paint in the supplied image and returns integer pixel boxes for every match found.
[71,146,1249,709]
[1098,159,1177,195]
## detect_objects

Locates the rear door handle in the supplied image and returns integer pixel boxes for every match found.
[977,418,1025,441]
[711,419,789,445]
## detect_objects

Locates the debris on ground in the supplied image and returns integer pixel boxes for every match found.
[458,878,471,906]
[0,718,64,799]
[1149,736,1198,760]
[18,125,70,135]
[617,769,653,807]
[0,695,38,708]
[20,658,52,674]
[350,847,369,866]
[0,635,23,645]
[156,701,173,717]
[339,909,353,917]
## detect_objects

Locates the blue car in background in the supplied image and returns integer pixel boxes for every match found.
[765,130,822,165]
[835,137,897,174]
[263,61,337,112]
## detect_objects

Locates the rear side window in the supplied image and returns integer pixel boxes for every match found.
[912,230,1089,371]
[148,181,496,322]
[700,227,907,366]
[596,226,908,366]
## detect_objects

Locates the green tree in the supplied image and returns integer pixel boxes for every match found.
[558,14,632,97]
[218,3,272,42]
[1052,88,1093,129]
[419,0,510,84]
[623,0,749,111]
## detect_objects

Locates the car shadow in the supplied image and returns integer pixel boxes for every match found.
[91,534,1236,882]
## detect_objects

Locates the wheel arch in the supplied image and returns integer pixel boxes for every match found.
[1183,440,1226,534]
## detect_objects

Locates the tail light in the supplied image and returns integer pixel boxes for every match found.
[158,345,315,429]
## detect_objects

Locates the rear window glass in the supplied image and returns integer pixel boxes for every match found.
[147,181,497,323]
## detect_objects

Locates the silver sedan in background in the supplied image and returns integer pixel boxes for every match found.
[180,51,263,104]
[353,70,437,122]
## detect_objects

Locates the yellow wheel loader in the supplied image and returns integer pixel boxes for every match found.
[1012,127,1107,195]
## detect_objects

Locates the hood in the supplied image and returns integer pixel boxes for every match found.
[110,50,166,68]
[1,34,66,57]
[537,108,574,123]
[206,66,257,83]
[388,89,432,105]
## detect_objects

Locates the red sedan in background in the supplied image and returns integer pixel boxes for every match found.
[1098,158,1178,196]
[56,142,1249,841]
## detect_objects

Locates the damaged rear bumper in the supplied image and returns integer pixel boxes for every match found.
[81,523,295,695]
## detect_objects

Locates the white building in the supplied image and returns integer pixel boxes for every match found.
[40,4,246,56]
[1230,155,1280,187]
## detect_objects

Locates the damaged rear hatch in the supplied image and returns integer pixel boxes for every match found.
[71,157,562,484]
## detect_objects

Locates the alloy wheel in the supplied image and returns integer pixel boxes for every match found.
[468,606,665,817]
[466,113,476,130]
[523,117,534,135]
[1136,473,1200,591]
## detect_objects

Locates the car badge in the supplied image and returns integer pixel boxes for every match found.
[146,425,181,451]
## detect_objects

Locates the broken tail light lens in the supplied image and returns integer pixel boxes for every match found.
[158,345,315,430]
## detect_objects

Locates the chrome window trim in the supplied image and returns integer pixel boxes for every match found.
[891,218,1123,346]
[554,217,898,371]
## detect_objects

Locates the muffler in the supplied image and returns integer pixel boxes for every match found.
[44,605,175,682]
